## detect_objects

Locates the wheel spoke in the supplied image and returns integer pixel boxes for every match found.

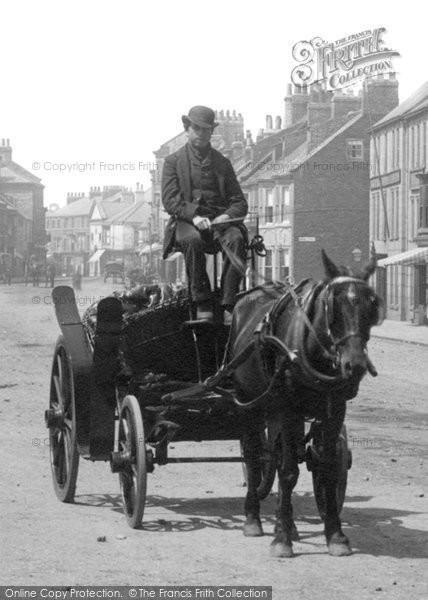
[63,429,71,475]
[53,375,65,408]
[56,353,63,387]
[63,417,73,430]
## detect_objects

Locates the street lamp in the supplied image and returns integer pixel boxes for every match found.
[352,247,362,263]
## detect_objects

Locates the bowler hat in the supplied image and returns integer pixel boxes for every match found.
[182,106,218,129]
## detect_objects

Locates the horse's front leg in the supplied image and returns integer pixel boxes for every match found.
[271,414,301,558]
[242,421,264,537]
[317,405,352,556]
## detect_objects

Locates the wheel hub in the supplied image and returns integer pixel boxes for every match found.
[45,405,64,429]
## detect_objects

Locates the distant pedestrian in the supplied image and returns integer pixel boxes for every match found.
[72,267,82,291]
[46,263,56,288]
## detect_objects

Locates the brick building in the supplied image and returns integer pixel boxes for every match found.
[238,75,399,283]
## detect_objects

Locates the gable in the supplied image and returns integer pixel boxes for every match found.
[91,205,102,220]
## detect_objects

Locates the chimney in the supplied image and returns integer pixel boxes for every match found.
[265,115,273,130]
[362,73,399,120]
[244,130,254,162]
[306,84,333,151]
[256,128,264,143]
[67,192,84,204]
[0,138,12,163]
[232,139,244,160]
[89,186,101,199]
[284,84,309,128]
[275,116,282,129]
[331,92,361,119]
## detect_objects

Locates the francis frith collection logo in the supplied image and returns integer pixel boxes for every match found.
[291,28,400,90]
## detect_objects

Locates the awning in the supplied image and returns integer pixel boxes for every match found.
[164,251,182,262]
[88,249,106,263]
[378,247,428,267]
[140,242,163,254]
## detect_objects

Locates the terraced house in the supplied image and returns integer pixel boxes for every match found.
[372,80,428,324]
[237,75,399,283]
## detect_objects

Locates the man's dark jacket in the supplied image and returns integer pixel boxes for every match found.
[161,144,248,259]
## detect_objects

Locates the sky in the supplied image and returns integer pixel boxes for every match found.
[0,0,425,208]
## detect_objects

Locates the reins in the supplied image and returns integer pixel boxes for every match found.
[169,276,378,410]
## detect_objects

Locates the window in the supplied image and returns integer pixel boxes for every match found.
[416,123,421,168]
[410,194,419,238]
[347,139,363,160]
[265,190,273,223]
[411,126,416,169]
[264,250,272,281]
[395,128,400,168]
[280,187,290,222]
[277,248,289,280]
[372,191,380,240]
[423,121,427,168]
[419,185,428,229]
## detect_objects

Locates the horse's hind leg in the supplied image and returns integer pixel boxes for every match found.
[242,420,263,537]
[271,413,300,558]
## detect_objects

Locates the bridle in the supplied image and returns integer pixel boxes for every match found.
[322,276,371,355]
[266,276,378,385]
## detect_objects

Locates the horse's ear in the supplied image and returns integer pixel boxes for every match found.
[321,249,340,280]
[361,243,377,281]
[361,255,377,281]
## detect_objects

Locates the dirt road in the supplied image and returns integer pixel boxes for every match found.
[0,281,427,599]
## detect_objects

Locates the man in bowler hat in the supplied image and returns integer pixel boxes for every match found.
[161,105,248,324]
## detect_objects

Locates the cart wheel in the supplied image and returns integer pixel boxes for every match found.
[118,395,147,528]
[311,424,349,520]
[45,335,80,502]
[240,428,277,500]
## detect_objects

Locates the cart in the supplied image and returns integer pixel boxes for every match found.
[45,285,352,528]
[103,261,125,284]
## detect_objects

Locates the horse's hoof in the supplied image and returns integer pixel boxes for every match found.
[243,518,263,537]
[328,542,352,557]
[290,522,299,541]
[270,541,294,558]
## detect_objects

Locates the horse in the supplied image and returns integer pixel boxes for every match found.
[230,250,382,557]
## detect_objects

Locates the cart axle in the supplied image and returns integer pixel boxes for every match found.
[162,457,244,463]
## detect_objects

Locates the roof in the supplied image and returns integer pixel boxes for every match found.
[0,161,43,185]
[94,199,134,220]
[374,80,428,128]
[46,196,94,217]
[241,111,362,184]
[378,246,428,266]
[0,191,31,220]
[104,199,150,225]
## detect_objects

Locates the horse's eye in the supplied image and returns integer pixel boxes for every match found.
[369,295,384,326]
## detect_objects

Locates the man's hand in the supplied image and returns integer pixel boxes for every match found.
[193,215,211,230]
[211,214,230,226]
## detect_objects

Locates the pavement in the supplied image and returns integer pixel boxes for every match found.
[372,319,428,346]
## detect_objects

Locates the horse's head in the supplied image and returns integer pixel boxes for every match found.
[318,250,383,380]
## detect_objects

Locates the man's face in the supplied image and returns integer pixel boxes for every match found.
[187,123,213,149]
